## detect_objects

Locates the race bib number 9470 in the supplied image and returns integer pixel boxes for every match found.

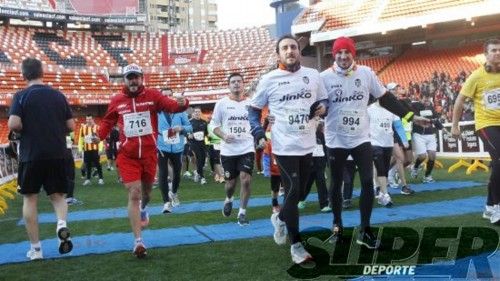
[282,107,311,134]
[123,111,153,137]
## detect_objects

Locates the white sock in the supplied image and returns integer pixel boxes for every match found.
[238,208,246,216]
[225,197,233,203]
[57,219,67,230]
[135,238,143,244]
[31,242,41,251]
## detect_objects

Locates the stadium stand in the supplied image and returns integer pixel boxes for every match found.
[357,55,393,73]
[378,43,484,85]
[378,0,485,21]
[0,26,275,98]
[294,0,491,33]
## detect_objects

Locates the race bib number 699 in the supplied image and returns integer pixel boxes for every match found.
[484,89,500,110]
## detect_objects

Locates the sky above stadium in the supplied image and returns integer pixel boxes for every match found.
[216,0,309,30]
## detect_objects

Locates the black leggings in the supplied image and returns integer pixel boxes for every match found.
[191,143,206,178]
[343,160,356,200]
[158,151,182,203]
[328,142,374,229]
[478,126,500,206]
[270,175,281,193]
[275,154,313,244]
[372,146,393,178]
[302,156,329,209]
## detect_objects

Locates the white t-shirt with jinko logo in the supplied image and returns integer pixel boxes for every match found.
[321,65,386,149]
[210,96,255,156]
[251,66,328,156]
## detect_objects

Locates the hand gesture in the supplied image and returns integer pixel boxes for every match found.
[224,134,236,143]
[314,103,326,117]
[256,138,266,150]
[175,96,186,107]
[451,126,461,139]
[412,115,431,127]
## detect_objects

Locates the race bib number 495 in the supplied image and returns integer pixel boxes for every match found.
[123,111,153,138]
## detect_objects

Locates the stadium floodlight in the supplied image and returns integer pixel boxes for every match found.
[412,41,427,46]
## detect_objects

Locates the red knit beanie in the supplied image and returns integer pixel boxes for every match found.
[332,36,356,57]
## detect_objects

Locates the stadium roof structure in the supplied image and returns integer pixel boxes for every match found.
[292,0,500,44]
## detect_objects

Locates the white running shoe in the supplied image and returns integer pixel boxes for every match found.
[133,240,147,258]
[483,205,494,220]
[200,178,207,185]
[290,242,312,264]
[410,167,419,179]
[183,171,192,178]
[422,175,435,183]
[271,212,287,245]
[162,202,173,214]
[376,193,393,207]
[383,193,393,207]
[169,191,180,207]
[490,205,500,225]
[193,174,200,183]
[98,179,104,185]
[26,249,43,261]
[82,179,91,186]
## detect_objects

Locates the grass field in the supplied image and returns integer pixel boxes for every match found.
[0,159,497,281]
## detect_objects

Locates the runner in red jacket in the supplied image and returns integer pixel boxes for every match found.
[96,64,189,258]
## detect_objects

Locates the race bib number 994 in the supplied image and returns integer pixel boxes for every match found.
[123,111,153,138]
[338,110,363,135]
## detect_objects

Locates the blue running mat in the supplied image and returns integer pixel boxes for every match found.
[1,195,488,265]
[17,181,484,225]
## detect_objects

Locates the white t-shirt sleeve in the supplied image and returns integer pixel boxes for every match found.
[210,100,223,129]
[251,77,269,109]
[368,69,386,99]
[316,72,329,101]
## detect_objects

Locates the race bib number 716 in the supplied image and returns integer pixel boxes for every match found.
[123,111,153,138]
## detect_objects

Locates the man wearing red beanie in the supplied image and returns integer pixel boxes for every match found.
[321,36,429,250]
[332,36,356,58]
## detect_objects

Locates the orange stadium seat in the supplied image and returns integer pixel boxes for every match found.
[295,0,487,31]
[379,43,484,85]
[379,0,485,21]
